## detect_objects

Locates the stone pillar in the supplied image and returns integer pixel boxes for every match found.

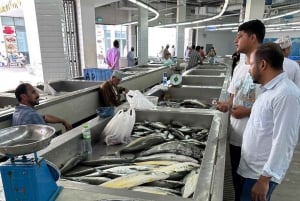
[76,0,97,68]
[176,0,186,58]
[137,7,148,65]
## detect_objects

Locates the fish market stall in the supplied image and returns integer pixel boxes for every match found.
[35,106,228,201]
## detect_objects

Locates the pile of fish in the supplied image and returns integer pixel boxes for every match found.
[158,99,212,109]
[60,120,209,199]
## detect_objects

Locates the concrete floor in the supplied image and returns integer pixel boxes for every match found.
[0,66,43,92]
[223,142,300,201]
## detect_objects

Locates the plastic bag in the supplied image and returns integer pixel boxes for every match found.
[126,90,156,109]
[103,108,136,146]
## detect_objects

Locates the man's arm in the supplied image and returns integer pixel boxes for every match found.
[216,94,234,113]
[44,114,73,131]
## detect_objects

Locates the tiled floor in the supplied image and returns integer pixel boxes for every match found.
[0,66,43,92]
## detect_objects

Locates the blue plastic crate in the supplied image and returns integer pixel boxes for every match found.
[84,68,113,81]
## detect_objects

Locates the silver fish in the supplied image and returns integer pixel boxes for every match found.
[100,171,169,189]
[102,165,151,175]
[131,186,179,196]
[135,153,199,164]
[182,168,200,198]
[139,141,203,160]
[59,154,85,174]
[81,155,135,166]
[63,176,111,185]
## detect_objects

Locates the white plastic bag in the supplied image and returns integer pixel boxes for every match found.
[103,108,136,146]
[126,90,156,109]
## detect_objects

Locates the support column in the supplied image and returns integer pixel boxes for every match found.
[137,7,148,65]
[244,0,265,21]
[32,0,69,82]
[176,0,186,58]
[76,0,97,68]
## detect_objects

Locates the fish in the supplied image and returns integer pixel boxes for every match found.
[131,186,179,196]
[169,120,185,128]
[154,162,200,175]
[182,168,200,198]
[180,99,210,109]
[134,160,179,166]
[63,176,111,185]
[100,171,169,189]
[118,135,166,154]
[102,165,151,175]
[144,180,184,189]
[81,155,135,166]
[139,141,203,160]
[148,122,168,129]
[135,153,199,164]
[59,154,85,174]
[169,128,185,140]
[63,163,132,177]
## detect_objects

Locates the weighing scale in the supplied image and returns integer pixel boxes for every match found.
[169,64,185,86]
[0,125,62,201]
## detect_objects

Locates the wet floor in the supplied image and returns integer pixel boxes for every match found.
[0,66,43,92]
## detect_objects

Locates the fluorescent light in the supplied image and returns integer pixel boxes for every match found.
[122,0,159,25]
[156,0,229,27]
[263,9,300,21]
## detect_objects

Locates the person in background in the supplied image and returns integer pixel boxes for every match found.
[199,46,206,60]
[207,47,216,64]
[216,19,265,201]
[187,45,202,70]
[238,43,300,201]
[127,47,135,67]
[184,46,190,60]
[12,83,73,130]
[100,70,128,107]
[275,35,300,88]
[158,46,164,60]
[106,40,120,70]
[163,44,171,60]
[170,45,175,57]
[231,51,240,75]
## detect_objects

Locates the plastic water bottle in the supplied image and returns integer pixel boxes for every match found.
[82,124,92,159]
[162,72,168,86]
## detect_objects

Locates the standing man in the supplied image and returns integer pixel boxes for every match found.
[163,44,171,60]
[13,83,73,131]
[238,43,300,201]
[106,40,120,70]
[187,45,202,70]
[216,19,265,201]
[100,71,128,107]
[275,35,300,88]
[127,47,135,67]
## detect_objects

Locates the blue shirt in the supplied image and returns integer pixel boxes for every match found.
[12,105,46,126]
[238,72,300,183]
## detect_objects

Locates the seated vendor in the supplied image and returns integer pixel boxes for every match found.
[100,70,128,107]
[12,83,73,131]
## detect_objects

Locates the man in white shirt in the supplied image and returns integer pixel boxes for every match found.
[238,43,300,201]
[216,19,265,201]
[274,35,300,88]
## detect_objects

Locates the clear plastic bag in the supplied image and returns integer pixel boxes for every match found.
[103,108,136,146]
[126,90,156,109]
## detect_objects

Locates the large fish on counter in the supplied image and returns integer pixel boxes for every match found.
[135,153,199,164]
[100,171,169,189]
[182,168,200,198]
[139,141,203,160]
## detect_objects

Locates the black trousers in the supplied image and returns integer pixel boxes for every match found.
[230,144,243,201]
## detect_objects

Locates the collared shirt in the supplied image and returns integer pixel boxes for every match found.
[237,72,300,184]
[187,50,202,69]
[12,105,46,126]
[106,47,120,70]
[227,62,261,146]
[283,57,300,88]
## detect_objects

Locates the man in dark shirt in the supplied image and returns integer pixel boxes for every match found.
[187,45,202,70]
[100,71,128,106]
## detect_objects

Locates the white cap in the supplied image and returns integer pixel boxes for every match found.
[275,35,292,49]
[111,70,123,80]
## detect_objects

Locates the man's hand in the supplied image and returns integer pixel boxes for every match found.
[251,176,271,201]
[63,121,73,131]
[231,106,251,119]
[215,101,230,113]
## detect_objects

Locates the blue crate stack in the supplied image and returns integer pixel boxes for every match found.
[84,68,113,81]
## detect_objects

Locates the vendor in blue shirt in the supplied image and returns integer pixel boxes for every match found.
[12,83,73,131]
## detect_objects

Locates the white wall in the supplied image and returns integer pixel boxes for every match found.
[266,31,300,39]
[95,6,129,25]
[197,30,236,56]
